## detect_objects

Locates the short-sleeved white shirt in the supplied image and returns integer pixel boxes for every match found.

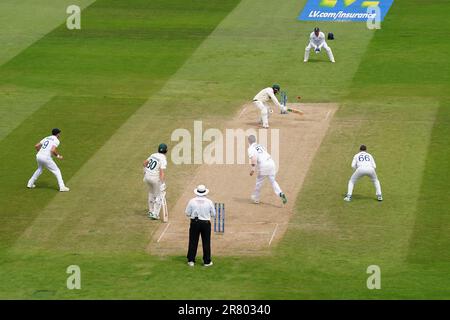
[37,135,60,158]
[310,31,326,46]
[248,143,272,166]
[351,151,377,169]
[145,153,167,176]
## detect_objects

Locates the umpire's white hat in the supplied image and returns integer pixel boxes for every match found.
[194,184,209,196]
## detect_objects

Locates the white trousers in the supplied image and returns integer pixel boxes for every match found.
[252,159,282,200]
[28,155,66,189]
[304,42,335,62]
[143,173,161,215]
[253,100,269,128]
[347,167,382,196]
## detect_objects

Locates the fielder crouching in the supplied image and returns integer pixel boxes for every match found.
[344,145,383,202]
[304,27,335,63]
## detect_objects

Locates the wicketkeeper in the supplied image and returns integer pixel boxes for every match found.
[304,27,335,63]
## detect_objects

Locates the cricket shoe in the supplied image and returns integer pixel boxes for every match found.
[187,261,195,267]
[204,262,213,267]
[149,212,160,220]
[251,195,259,204]
[343,195,352,202]
[280,193,287,204]
[27,184,36,189]
[59,186,70,192]
[377,195,383,201]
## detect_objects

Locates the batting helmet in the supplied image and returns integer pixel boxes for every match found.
[272,84,281,92]
[158,143,168,154]
[328,32,334,40]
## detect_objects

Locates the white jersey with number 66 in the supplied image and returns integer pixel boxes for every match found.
[145,153,167,176]
[351,151,376,169]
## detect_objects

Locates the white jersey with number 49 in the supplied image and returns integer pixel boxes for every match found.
[145,153,167,176]
[37,135,60,159]
[351,151,376,169]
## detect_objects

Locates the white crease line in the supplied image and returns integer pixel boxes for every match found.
[238,106,247,118]
[268,223,279,246]
[157,223,171,243]
[324,110,332,121]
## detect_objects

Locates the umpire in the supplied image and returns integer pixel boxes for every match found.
[185,184,216,267]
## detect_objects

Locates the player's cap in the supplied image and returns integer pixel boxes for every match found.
[360,145,367,151]
[52,128,61,135]
[272,84,281,91]
[158,143,168,154]
[314,27,320,32]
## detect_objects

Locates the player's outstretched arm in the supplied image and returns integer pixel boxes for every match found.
[269,90,283,110]
[34,143,42,151]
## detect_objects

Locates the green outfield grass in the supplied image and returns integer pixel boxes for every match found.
[0,0,449,299]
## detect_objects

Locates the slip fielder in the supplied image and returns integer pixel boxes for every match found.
[27,128,69,192]
[344,145,383,202]
[252,84,287,129]
[143,143,168,220]
[247,135,287,205]
[304,27,335,63]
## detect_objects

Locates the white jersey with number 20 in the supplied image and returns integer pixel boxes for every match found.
[145,153,167,176]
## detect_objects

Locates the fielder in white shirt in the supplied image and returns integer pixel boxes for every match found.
[252,84,286,129]
[247,135,287,205]
[27,128,69,192]
[304,27,335,63]
[143,143,168,220]
[344,145,383,202]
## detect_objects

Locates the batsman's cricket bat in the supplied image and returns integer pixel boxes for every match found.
[161,191,168,223]
[287,108,304,115]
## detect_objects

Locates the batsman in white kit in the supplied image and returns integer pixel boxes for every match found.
[252,84,287,129]
[304,27,335,63]
[143,143,168,221]
[27,128,70,192]
[344,145,383,202]
[247,135,287,205]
